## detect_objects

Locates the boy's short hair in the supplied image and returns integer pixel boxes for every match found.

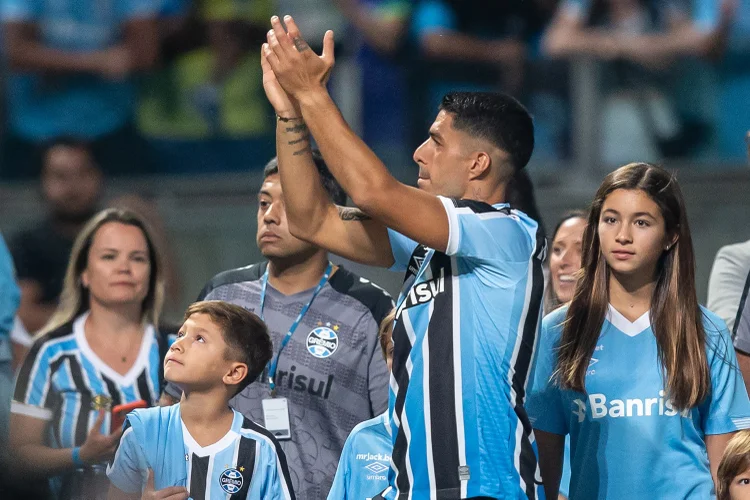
[717,430,750,500]
[379,309,396,362]
[184,301,273,396]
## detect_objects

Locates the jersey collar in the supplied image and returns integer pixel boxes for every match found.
[606,304,651,337]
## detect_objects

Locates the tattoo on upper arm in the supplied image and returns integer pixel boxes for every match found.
[338,206,371,221]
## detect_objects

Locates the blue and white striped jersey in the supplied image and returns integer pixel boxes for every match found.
[12,313,165,449]
[328,412,391,500]
[107,404,295,500]
[384,197,546,499]
[528,305,750,499]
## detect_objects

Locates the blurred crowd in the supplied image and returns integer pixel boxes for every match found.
[0,0,748,179]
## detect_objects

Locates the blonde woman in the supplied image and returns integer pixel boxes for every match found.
[9,208,167,499]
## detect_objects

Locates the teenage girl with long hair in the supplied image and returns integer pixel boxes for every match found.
[528,163,750,499]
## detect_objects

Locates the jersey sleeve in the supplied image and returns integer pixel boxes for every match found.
[106,418,148,494]
[327,437,351,500]
[701,315,750,435]
[526,312,568,435]
[253,437,296,500]
[439,197,535,262]
[11,338,57,421]
[387,229,419,272]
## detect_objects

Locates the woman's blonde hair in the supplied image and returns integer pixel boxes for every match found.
[718,431,750,500]
[39,208,165,336]
[379,309,396,362]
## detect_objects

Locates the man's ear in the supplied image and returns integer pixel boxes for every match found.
[224,362,249,389]
[468,151,492,181]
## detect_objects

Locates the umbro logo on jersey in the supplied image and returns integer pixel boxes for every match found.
[572,391,688,423]
[407,247,428,277]
[365,462,389,474]
[396,268,445,317]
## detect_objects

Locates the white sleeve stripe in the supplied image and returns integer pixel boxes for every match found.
[11,400,53,420]
[438,196,460,255]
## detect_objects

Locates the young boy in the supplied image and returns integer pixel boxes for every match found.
[107,301,295,499]
[718,430,750,500]
[328,311,395,500]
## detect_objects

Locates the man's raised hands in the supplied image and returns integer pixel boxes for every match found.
[263,16,335,100]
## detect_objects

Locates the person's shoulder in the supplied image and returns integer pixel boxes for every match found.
[714,240,750,267]
[199,262,267,299]
[238,415,287,456]
[348,413,388,440]
[127,405,178,435]
[701,306,731,336]
[328,267,394,321]
[30,321,77,353]
[542,306,568,339]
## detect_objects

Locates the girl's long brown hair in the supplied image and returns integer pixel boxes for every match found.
[556,163,708,410]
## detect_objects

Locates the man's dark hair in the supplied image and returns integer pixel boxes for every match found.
[184,300,273,397]
[439,92,534,172]
[263,150,347,205]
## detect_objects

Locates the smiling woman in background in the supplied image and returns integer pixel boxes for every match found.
[546,211,587,313]
[8,208,168,500]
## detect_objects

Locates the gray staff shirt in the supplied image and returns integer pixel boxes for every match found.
[166,262,393,499]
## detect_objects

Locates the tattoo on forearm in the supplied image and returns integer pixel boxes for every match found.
[288,137,308,146]
[285,123,308,134]
[338,206,371,221]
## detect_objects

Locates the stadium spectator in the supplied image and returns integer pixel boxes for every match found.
[543,211,587,500]
[335,0,412,164]
[0,0,158,177]
[693,0,749,160]
[709,130,750,391]
[137,0,276,174]
[107,301,294,500]
[542,0,727,162]
[528,163,750,499]
[263,18,544,498]
[545,211,587,312]
[9,208,168,499]
[107,194,183,324]
[9,139,102,337]
[0,233,20,447]
[162,154,393,499]
[708,240,750,332]
[328,309,394,499]
[409,0,537,138]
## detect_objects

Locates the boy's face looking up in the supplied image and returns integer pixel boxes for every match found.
[165,313,248,394]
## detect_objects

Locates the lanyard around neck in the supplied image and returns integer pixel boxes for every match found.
[259,262,333,395]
